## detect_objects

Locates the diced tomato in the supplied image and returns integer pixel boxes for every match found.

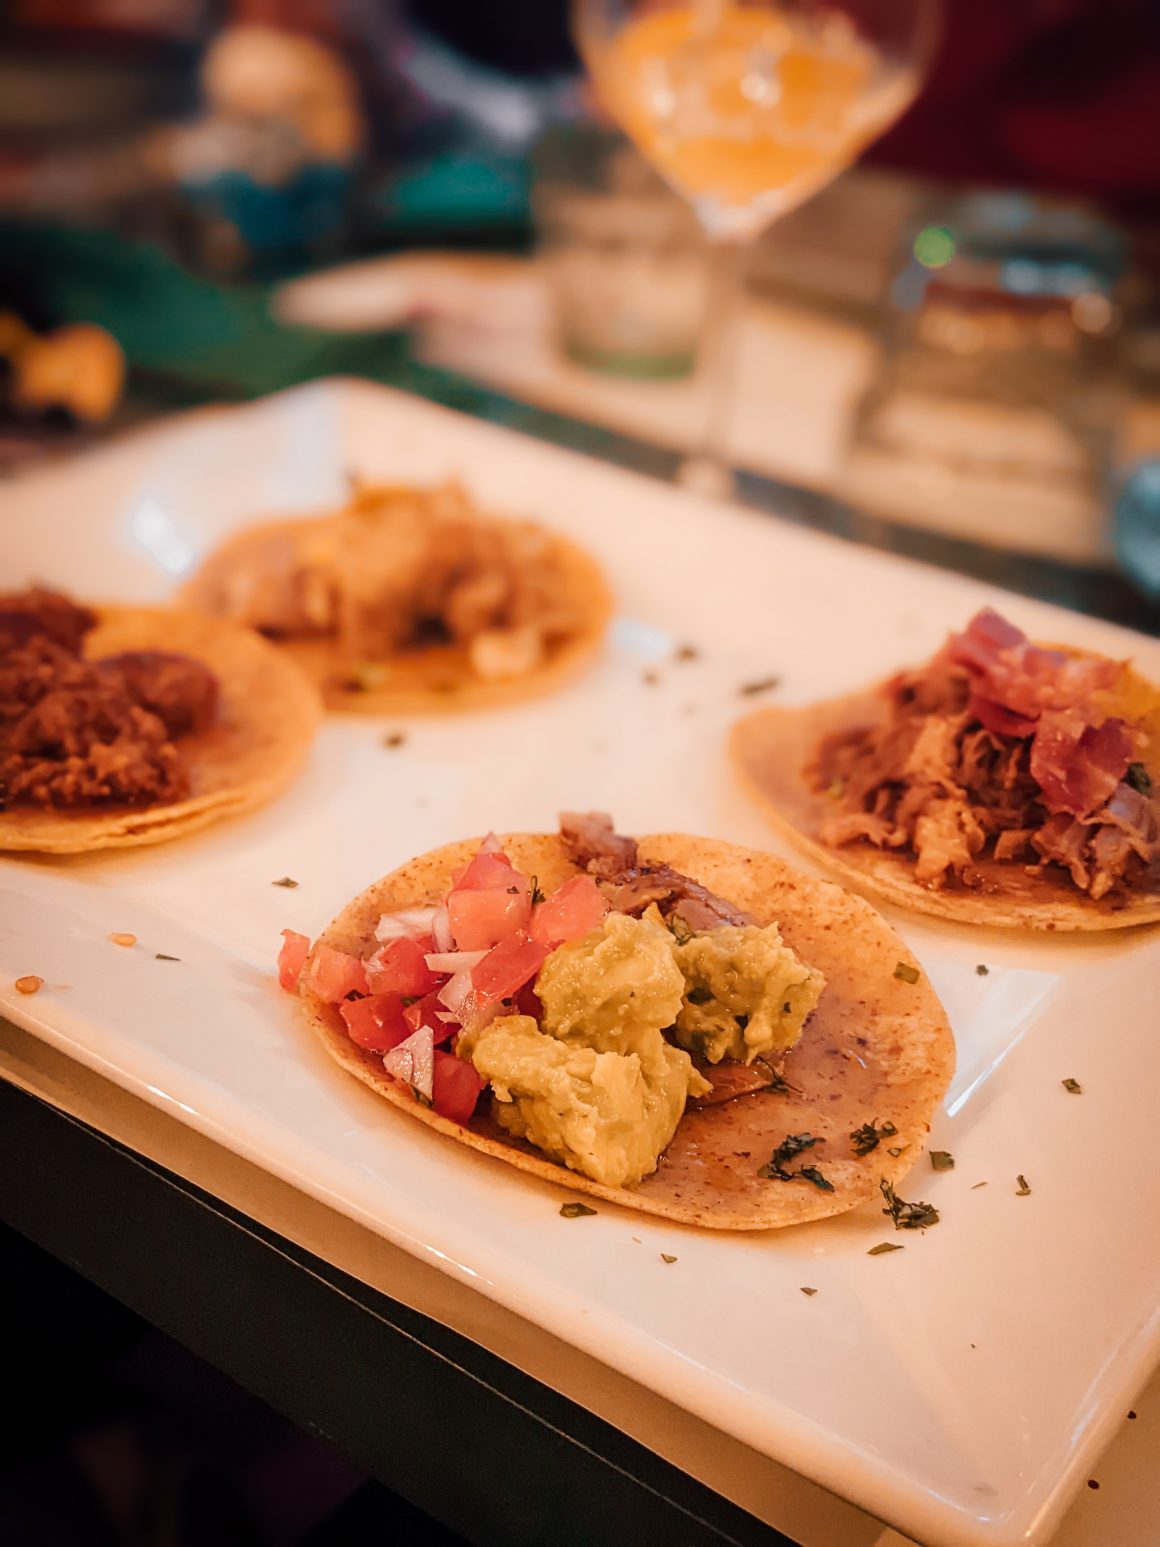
[305,942,369,1004]
[448,884,531,951]
[451,849,520,891]
[514,982,542,1021]
[365,936,439,997]
[472,931,547,1005]
[432,1051,484,1124]
[404,990,457,1044]
[529,875,606,947]
[277,929,311,992]
[339,993,411,1053]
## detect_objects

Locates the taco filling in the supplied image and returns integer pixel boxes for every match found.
[281,814,826,1189]
[1,587,219,810]
[183,482,600,694]
[811,609,1158,901]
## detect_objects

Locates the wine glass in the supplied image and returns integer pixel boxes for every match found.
[573,0,941,495]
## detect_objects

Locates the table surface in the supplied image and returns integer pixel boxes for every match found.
[2,367,1157,1547]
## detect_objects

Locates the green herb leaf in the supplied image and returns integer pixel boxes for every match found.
[529,875,546,906]
[867,1242,904,1256]
[886,1144,910,1158]
[929,1150,955,1171]
[560,1202,597,1218]
[880,1178,940,1230]
[975,963,989,977]
[1061,1077,1082,1094]
[154,953,181,962]
[660,1253,677,1264]
[1015,1174,1032,1196]
[800,1286,818,1296]
[1126,761,1152,797]
[758,1132,820,1179]
[797,1165,834,1192]
[850,1119,898,1157]
[271,876,299,889]
[893,961,920,985]
[767,1070,795,1095]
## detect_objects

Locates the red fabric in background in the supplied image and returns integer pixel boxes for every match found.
[869,0,1160,207]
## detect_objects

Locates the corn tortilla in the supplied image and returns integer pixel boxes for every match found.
[298,833,955,1231]
[1,606,321,854]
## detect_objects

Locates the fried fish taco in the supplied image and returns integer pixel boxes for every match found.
[281,813,954,1231]
[732,608,1160,930]
[180,481,611,713]
[0,586,320,853]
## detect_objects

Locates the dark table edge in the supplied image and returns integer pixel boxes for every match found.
[0,1078,800,1547]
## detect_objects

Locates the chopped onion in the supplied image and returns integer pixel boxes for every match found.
[383,1026,434,1102]
[424,949,487,974]
[437,965,476,1019]
[374,906,437,943]
[479,831,504,854]
[434,1009,459,1024]
[431,906,454,953]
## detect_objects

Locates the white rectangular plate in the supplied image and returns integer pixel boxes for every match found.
[2,380,1157,1547]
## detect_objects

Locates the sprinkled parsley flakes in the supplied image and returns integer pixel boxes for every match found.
[800,1286,818,1296]
[1015,1175,1032,1196]
[1061,1077,1082,1094]
[560,1202,597,1218]
[867,1242,904,1256]
[975,964,989,976]
[271,877,299,889]
[739,675,781,697]
[893,961,920,984]
[881,1179,939,1230]
[155,953,181,962]
[929,1150,955,1171]
[661,1253,677,1264]
[851,1119,898,1157]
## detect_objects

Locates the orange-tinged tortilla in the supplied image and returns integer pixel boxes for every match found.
[0,606,321,854]
[298,833,955,1231]
[731,662,1160,932]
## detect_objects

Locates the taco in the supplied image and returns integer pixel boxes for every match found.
[732,608,1160,930]
[0,586,320,853]
[281,813,954,1231]
[179,481,611,713]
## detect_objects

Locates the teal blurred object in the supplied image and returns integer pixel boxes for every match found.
[1115,462,1160,603]
[181,163,355,257]
[374,152,531,239]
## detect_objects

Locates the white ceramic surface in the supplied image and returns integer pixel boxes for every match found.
[2,379,1157,1547]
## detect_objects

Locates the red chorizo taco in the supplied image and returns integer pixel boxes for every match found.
[732,609,1160,930]
[180,481,611,713]
[0,586,320,853]
[282,814,955,1231]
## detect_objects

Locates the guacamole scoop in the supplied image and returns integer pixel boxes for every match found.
[674,922,826,1065]
[461,913,708,1188]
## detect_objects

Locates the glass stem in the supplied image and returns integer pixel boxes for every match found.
[680,235,746,499]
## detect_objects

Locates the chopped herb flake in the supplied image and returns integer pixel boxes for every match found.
[661,1253,678,1264]
[272,877,299,889]
[383,732,407,749]
[929,1150,955,1171]
[800,1286,818,1296]
[560,1202,597,1218]
[1061,1077,1082,1094]
[797,1165,834,1192]
[868,1242,904,1256]
[971,1181,988,1189]
[642,670,660,686]
[851,1119,898,1157]
[739,675,781,697]
[975,963,989,976]
[154,953,181,962]
[767,1070,795,1095]
[758,1132,820,1180]
[893,960,920,985]
[675,644,700,662]
[1015,1175,1032,1196]
[1126,762,1152,797]
[529,876,546,906]
[886,1144,910,1158]
[881,1179,939,1230]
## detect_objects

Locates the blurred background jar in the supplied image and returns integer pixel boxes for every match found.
[533,124,711,380]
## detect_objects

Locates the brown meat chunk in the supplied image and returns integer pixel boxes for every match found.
[100,651,219,737]
[0,586,95,654]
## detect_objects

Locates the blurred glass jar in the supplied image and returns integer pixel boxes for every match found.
[533,125,711,379]
[843,192,1127,560]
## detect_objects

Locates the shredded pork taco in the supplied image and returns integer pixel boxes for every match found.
[180,481,611,712]
[732,609,1160,930]
[282,814,954,1230]
[0,586,320,853]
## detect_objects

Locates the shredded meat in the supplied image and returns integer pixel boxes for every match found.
[0,589,216,811]
[689,1058,778,1106]
[559,811,757,926]
[186,483,587,683]
[815,652,1158,900]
